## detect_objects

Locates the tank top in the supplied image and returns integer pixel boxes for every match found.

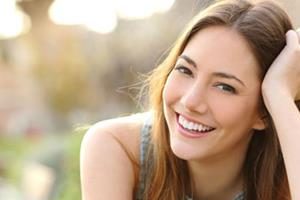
[135,113,245,200]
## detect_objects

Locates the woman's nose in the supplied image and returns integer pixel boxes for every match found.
[180,84,208,114]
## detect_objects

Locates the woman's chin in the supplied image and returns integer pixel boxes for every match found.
[170,140,206,161]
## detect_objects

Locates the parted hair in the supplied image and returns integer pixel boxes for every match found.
[142,0,294,199]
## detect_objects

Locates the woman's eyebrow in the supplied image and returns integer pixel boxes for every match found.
[179,54,246,87]
[212,72,246,87]
[179,55,197,68]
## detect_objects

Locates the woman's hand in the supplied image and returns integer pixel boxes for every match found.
[262,29,300,102]
[261,29,300,200]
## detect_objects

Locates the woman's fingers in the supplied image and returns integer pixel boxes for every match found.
[286,30,299,48]
[262,29,300,101]
[297,28,300,43]
[295,28,300,100]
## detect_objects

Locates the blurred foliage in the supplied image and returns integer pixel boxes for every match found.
[0,136,35,185]
[56,129,86,200]
[32,34,91,115]
[0,128,87,200]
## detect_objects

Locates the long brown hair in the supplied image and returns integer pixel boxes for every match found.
[143,0,294,199]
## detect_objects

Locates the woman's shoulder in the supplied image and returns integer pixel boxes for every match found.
[83,112,149,159]
[80,112,149,199]
[87,112,149,140]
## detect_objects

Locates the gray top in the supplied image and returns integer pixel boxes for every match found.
[136,113,152,200]
[136,113,245,200]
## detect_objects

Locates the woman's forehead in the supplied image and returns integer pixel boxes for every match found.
[181,26,261,81]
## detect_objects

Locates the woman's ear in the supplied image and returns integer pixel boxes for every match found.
[252,116,267,130]
[252,108,269,131]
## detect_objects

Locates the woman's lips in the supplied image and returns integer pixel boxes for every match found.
[175,113,216,138]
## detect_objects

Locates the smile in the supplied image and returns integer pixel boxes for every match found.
[178,114,216,133]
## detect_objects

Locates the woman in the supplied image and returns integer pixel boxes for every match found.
[80,0,300,199]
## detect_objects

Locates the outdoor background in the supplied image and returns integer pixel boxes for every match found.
[0,0,299,199]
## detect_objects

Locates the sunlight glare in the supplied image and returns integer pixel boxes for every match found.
[49,0,176,33]
[49,0,85,25]
[115,0,153,20]
[153,0,176,13]
[49,0,117,34]
[84,1,117,34]
[0,0,31,39]
[115,0,175,19]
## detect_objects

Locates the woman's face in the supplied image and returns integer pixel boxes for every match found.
[163,26,265,161]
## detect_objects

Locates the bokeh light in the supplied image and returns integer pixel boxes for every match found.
[48,0,176,34]
[115,0,175,19]
[0,0,31,39]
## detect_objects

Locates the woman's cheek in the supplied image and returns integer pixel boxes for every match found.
[210,96,257,127]
[163,74,182,104]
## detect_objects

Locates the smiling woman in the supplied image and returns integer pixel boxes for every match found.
[163,26,264,163]
[80,0,300,200]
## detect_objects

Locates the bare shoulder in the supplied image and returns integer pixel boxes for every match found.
[83,112,147,158]
[80,112,148,200]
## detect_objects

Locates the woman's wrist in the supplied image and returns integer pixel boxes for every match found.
[262,84,294,111]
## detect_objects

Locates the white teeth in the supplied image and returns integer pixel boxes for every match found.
[193,124,198,130]
[197,124,203,132]
[178,115,214,132]
[179,115,184,124]
[188,122,193,130]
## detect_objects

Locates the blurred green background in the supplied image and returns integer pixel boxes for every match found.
[0,0,299,199]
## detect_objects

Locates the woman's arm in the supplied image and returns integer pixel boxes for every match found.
[80,115,142,200]
[262,29,300,199]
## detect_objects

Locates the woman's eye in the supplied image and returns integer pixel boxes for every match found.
[215,83,236,94]
[174,65,193,76]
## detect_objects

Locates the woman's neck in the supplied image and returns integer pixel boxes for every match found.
[187,146,248,200]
